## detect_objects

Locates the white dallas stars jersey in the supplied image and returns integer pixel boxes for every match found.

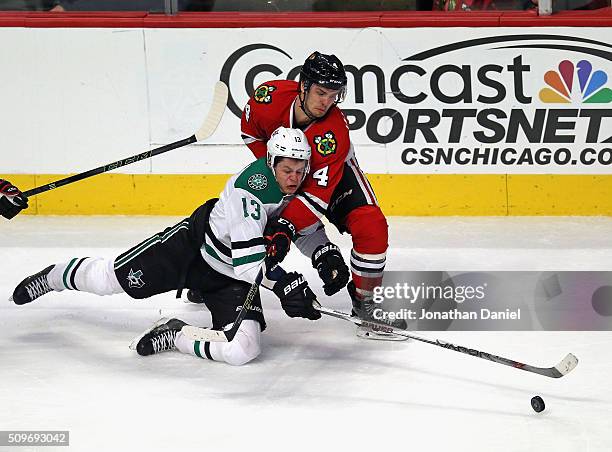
[201,158,290,285]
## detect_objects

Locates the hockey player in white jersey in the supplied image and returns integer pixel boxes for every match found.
[11,126,320,366]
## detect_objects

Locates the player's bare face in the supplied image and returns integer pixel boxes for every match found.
[274,158,307,194]
[304,84,341,118]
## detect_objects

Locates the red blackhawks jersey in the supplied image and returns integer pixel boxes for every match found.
[241,79,352,233]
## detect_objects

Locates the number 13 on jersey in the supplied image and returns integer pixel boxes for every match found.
[242,198,261,220]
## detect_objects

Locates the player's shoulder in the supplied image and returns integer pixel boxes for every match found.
[326,106,350,131]
[234,158,284,205]
[251,79,299,107]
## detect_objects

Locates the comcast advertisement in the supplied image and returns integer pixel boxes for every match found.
[198,29,612,174]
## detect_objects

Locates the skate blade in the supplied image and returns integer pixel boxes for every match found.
[356,326,410,342]
[129,317,170,350]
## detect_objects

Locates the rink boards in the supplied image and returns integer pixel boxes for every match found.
[6,173,612,216]
[1,23,611,215]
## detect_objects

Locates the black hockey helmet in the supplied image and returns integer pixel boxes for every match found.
[300,51,347,102]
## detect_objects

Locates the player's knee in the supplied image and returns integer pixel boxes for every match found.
[222,320,261,366]
[223,340,261,366]
[346,205,388,254]
[223,337,261,366]
[73,257,123,296]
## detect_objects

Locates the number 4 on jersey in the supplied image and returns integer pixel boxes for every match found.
[312,166,329,187]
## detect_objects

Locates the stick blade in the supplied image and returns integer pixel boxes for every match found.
[181,325,229,342]
[195,81,229,142]
[553,353,579,377]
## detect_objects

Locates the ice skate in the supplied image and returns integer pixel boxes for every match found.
[131,318,187,356]
[348,282,409,341]
[10,265,55,305]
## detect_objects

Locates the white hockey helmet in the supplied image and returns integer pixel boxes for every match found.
[266,126,311,181]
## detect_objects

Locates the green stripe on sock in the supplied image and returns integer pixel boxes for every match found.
[194,340,203,358]
[62,258,78,290]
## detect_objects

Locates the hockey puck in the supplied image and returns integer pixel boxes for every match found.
[531,396,545,413]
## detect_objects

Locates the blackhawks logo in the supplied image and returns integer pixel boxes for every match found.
[253,84,276,104]
[248,173,268,190]
[313,131,337,157]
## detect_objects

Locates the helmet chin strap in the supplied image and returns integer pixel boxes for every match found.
[298,86,319,123]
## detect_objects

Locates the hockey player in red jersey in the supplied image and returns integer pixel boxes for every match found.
[240,51,406,339]
[0,179,28,220]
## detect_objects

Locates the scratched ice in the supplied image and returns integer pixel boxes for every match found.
[1,216,611,452]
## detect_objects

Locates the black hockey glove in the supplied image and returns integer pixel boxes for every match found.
[0,179,28,220]
[273,272,321,320]
[312,243,350,296]
[264,217,296,266]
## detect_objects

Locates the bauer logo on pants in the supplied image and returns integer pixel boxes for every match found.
[127,268,145,289]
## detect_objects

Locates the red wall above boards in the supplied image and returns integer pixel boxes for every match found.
[0,8,611,28]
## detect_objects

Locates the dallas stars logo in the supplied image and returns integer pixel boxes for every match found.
[127,268,145,289]
[313,131,337,156]
[248,173,268,190]
[253,84,276,104]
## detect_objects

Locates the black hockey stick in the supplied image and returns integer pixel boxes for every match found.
[181,268,264,343]
[23,81,229,198]
[315,302,578,379]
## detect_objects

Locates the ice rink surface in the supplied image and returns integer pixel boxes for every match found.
[2,215,612,452]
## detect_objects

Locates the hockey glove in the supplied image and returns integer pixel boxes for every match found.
[312,243,350,296]
[273,272,321,320]
[0,179,28,220]
[264,217,296,266]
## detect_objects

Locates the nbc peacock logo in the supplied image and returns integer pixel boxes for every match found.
[539,60,612,104]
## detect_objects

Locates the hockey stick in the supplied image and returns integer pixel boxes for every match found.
[181,268,264,343]
[23,81,229,198]
[315,302,578,379]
